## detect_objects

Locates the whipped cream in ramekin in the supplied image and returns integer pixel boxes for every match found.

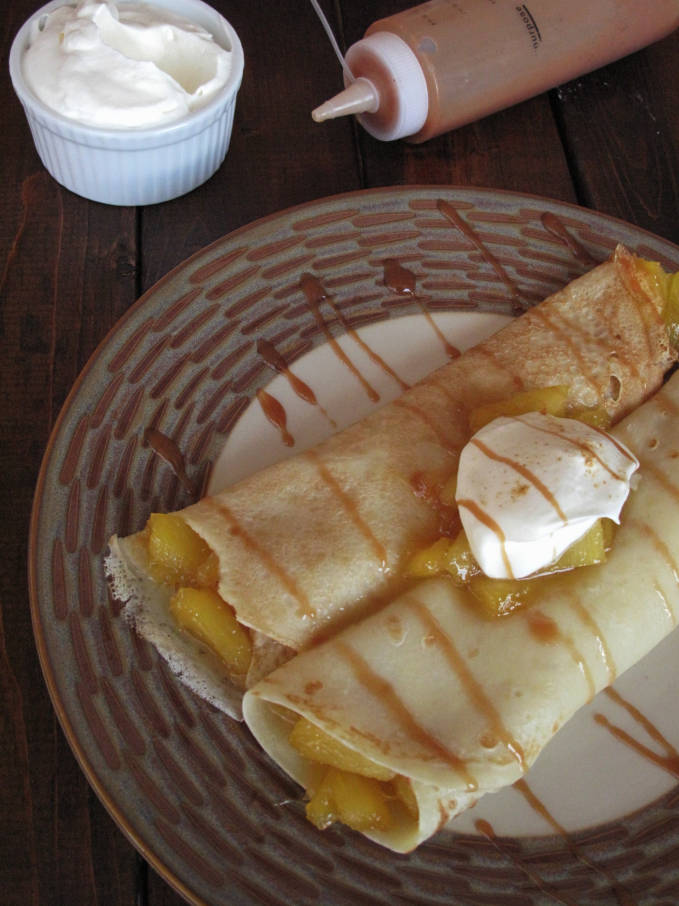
[22,1,233,128]
[456,412,639,579]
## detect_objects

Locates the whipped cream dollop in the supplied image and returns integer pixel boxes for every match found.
[23,1,232,128]
[455,412,639,580]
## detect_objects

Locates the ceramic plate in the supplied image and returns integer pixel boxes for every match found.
[29,187,679,905]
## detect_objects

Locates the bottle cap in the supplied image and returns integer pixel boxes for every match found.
[312,77,379,122]
[312,31,428,142]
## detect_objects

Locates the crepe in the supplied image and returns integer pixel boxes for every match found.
[106,245,676,718]
[243,372,679,852]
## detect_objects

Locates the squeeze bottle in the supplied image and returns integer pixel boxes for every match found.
[312,0,679,143]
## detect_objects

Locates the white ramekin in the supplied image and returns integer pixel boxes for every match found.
[9,0,244,206]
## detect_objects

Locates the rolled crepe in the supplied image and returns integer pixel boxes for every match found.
[243,372,679,852]
[106,246,676,718]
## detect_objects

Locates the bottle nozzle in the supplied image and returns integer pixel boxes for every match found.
[312,77,379,123]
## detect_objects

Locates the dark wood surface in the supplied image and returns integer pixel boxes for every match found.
[3,1,679,903]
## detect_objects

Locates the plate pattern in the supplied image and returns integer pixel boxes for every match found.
[29,187,679,905]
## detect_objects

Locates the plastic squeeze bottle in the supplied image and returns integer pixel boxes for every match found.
[312,0,679,143]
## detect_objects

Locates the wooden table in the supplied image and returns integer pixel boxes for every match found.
[3,1,679,903]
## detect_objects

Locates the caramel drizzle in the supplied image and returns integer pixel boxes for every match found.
[327,302,410,393]
[204,499,314,618]
[256,388,294,447]
[472,346,527,392]
[423,370,469,409]
[334,640,479,790]
[383,258,460,359]
[474,818,579,906]
[256,338,336,428]
[417,305,461,360]
[300,273,410,397]
[456,497,514,578]
[568,594,617,682]
[651,579,677,627]
[436,199,528,311]
[603,687,679,772]
[625,518,679,624]
[615,249,661,360]
[540,212,599,266]
[306,449,388,571]
[528,291,643,383]
[471,436,568,522]
[512,779,636,906]
[527,307,602,395]
[383,257,417,295]
[300,273,380,401]
[594,704,679,781]
[514,414,635,482]
[392,398,454,449]
[143,428,199,497]
[514,778,568,835]
[525,610,596,700]
[407,598,526,771]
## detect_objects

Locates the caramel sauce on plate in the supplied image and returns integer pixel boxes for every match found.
[596,688,679,780]
[257,338,316,404]
[257,338,337,428]
[256,388,295,447]
[437,199,527,311]
[475,816,580,906]
[540,211,599,266]
[144,428,199,497]
[300,273,386,400]
[383,257,460,359]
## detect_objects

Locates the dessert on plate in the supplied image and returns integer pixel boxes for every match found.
[106,246,677,726]
[243,369,679,850]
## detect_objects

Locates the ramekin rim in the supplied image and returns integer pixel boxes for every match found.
[8,0,245,141]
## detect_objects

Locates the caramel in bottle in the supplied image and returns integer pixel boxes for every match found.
[312,0,679,142]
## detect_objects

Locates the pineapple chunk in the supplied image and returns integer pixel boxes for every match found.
[468,385,611,431]
[305,767,393,832]
[469,575,534,618]
[467,519,610,618]
[468,385,570,433]
[601,517,617,551]
[170,587,252,676]
[568,405,611,429]
[637,258,679,348]
[552,519,607,571]
[406,531,480,583]
[664,271,679,349]
[147,513,218,587]
[289,718,395,781]
[406,537,455,578]
[638,257,670,297]
[442,531,481,583]
[411,520,610,618]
